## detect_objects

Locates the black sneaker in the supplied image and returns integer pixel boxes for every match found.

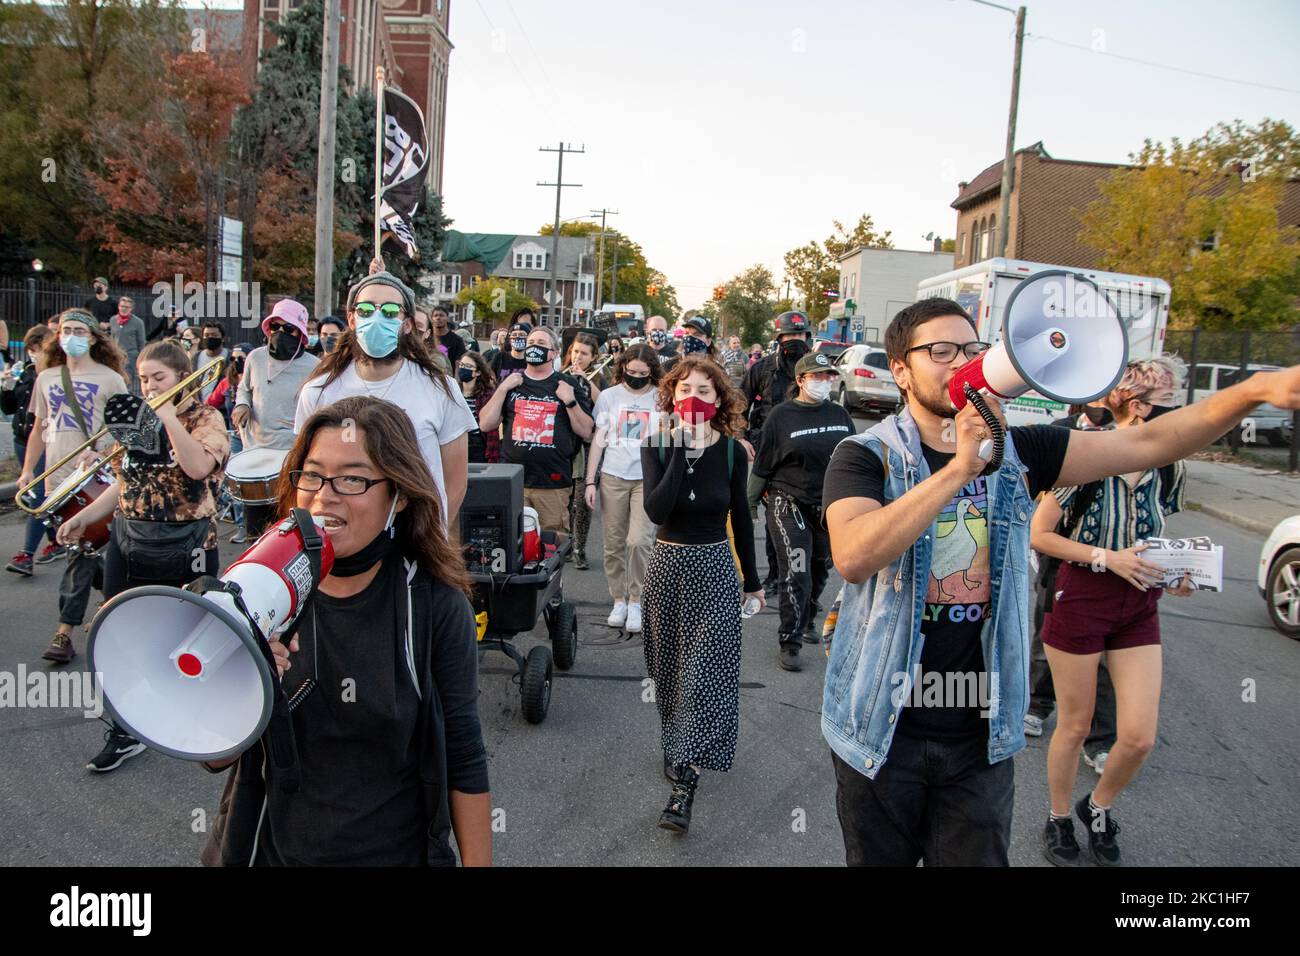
[1075,793,1122,866]
[573,550,589,570]
[657,765,699,834]
[778,645,802,671]
[802,618,820,645]
[1042,816,1081,866]
[87,728,147,772]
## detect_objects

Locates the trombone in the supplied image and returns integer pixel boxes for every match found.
[563,352,616,383]
[16,359,225,518]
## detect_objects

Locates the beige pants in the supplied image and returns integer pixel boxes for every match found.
[599,473,655,604]
[525,486,571,536]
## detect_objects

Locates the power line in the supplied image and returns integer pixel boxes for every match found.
[472,0,552,117]
[1026,32,1300,96]
[504,0,562,113]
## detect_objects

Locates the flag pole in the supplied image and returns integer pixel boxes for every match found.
[374,65,385,261]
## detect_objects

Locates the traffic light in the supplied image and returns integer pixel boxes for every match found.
[646,283,659,297]
[712,284,726,301]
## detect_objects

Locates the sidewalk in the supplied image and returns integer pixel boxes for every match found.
[1182,456,1299,536]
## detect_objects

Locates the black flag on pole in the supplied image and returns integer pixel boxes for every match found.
[377,87,429,259]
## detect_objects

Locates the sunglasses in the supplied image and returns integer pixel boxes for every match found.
[354,302,404,320]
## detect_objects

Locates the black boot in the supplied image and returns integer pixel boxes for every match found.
[663,752,678,783]
[658,765,700,834]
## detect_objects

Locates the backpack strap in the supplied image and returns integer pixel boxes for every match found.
[60,364,91,438]
[726,436,734,477]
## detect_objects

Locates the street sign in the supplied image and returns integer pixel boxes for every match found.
[544,288,561,305]
[850,317,864,333]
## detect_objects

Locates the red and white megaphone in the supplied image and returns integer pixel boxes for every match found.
[88,510,333,762]
[947,270,1129,463]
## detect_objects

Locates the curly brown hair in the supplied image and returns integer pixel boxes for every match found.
[274,396,472,596]
[654,355,747,438]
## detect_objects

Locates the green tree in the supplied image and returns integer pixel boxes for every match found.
[539,221,680,319]
[823,213,894,260]
[783,241,840,321]
[1077,118,1299,331]
[720,264,777,346]
[453,277,537,329]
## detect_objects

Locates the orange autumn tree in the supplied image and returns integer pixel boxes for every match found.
[82,49,249,283]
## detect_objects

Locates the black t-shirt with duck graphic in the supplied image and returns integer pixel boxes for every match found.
[822,425,1069,740]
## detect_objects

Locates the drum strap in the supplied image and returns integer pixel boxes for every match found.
[60,365,91,438]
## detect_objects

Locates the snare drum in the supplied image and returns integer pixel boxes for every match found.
[224,447,289,505]
[39,467,114,553]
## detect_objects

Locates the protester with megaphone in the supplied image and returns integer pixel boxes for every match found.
[198,396,491,866]
[821,286,1300,867]
[59,340,230,772]
[1031,357,1192,867]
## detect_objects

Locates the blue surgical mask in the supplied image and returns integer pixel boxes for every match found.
[308,335,319,348]
[60,333,91,357]
[355,314,401,359]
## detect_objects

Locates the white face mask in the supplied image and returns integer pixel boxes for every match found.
[805,379,833,402]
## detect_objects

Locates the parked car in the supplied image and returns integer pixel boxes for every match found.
[811,339,849,363]
[1193,364,1294,447]
[834,345,901,415]
[1258,514,1300,638]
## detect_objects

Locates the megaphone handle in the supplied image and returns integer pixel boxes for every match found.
[962,384,1005,473]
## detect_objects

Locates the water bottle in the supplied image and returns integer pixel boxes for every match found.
[741,596,761,619]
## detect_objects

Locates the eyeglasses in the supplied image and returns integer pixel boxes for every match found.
[289,470,392,496]
[266,322,297,335]
[354,302,404,320]
[905,341,991,364]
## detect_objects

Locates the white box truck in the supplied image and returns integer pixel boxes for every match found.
[916,258,1172,426]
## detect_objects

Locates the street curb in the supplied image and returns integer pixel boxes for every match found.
[1185,499,1277,537]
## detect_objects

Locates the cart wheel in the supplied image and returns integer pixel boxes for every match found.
[549,601,578,671]
[520,646,553,724]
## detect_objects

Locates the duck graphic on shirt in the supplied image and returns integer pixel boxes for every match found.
[924,477,991,622]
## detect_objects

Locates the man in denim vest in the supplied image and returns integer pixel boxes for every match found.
[821,298,1300,866]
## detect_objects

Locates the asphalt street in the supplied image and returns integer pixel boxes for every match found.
[0,419,1296,866]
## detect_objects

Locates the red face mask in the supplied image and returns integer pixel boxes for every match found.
[674,395,717,425]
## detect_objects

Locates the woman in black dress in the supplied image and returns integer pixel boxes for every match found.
[200,396,492,866]
[641,355,763,835]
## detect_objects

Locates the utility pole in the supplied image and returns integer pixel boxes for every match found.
[591,207,618,309]
[609,236,619,305]
[313,0,342,317]
[538,143,583,325]
[986,2,1026,258]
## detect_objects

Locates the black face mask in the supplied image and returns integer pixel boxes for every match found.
[682,335,709,355]
[268,331,300,360]
[457,367,475,383]
[624,373,650,391]
[648,330,669,347]
[233,357,246,374]
[330,523,397,577]
[1145,404,1176,421]
[779,339,809,363]
[510,337,527,352]
[204,336,222,350]
[524,344,550,366]
[1083,405,1114,427]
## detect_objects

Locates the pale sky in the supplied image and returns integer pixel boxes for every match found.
[441,0,1299,310]
[201,0,1300,310]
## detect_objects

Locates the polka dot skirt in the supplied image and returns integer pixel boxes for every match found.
[642,540,742,772]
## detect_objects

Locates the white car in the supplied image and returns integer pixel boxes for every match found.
[833,345,901,415]
[1259,515,1300,638]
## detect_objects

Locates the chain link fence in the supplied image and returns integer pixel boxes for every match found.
[1165,328,1300,471]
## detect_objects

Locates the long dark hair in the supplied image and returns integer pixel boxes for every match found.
[43,309,126,377]
[613,343,662,386]
[460,350,497,402]
[276,396,472,596]
[311,319,453,397]
[655,355,747,438]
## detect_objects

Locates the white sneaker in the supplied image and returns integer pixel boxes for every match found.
[1024,713,1044,737]
[1083,750,1109,775]
[607,601,628,628]
[625,603,642,633]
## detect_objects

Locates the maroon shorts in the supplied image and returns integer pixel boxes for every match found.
[1040,561,1162,655]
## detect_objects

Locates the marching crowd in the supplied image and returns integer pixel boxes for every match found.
[2,272,1298,867]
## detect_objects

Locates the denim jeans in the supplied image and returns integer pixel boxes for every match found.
[16,448,55,555]
[832,731,1015,866]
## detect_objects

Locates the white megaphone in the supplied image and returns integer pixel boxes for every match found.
[88,509,333,762]
[947,270,1129,465]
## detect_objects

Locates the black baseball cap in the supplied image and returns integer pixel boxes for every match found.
[794,351,834,376]
[684,315,712,337]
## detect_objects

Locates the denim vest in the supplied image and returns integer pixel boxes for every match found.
[821,406,1035,780]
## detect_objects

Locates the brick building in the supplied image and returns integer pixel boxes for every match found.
[241,0,452,193]
[952,141,1300,273]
